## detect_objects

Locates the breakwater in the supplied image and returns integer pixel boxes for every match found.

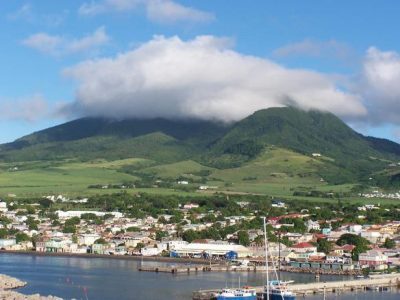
[192,273,400,299]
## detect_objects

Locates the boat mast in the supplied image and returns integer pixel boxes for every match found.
[263,217,270,300]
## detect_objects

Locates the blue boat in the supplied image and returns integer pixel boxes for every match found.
[262,280,296,300]
[215,288,257,300]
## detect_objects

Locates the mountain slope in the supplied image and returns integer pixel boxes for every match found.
[205,107,399,183]
[0,118,230,162]
[1,107,399,186]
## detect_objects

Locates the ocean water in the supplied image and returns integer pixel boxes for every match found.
[0,253,398,300]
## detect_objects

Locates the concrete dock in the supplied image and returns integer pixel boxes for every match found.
[192,273,400,299]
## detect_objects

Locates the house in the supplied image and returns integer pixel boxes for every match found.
[78,233,101,246]
[307,220,320,231]
[290,242,317,253]
[359,250,388,267]
[0,201,8,213]
[141,247,162,256]
[0,239,16,249]
[183,203,199,210]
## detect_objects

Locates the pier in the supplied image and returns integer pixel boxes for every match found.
[138,265,274,273]
[192,273,400,299]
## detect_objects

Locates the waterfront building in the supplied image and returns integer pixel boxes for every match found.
[171,242,252,258]
[359,250,388,268]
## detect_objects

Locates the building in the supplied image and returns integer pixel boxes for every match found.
[78,233,101,246]
[0,201,8,213]
[359,250,388,267]
[0,239,16,249]
[290,242,317,253]
[171,242,252,258]
[307,220,320,231]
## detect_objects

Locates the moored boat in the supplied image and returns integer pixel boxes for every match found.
[214,287,257,300]
[262,280,296,300]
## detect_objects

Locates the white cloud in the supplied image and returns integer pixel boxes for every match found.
[22,27,110,56]
[273,39,355,62]
[79,0,214,24]
[62,35,366,122]
[358,47,400,125]
[146,0,214,23]
[8,4,67,27]
[0,94,50,122]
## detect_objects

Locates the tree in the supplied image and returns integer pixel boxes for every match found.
[156,231,167,241]
[65,217,80,227]
[26,217,38,231]
[0,228,8,239]
[135,242,145,251]
[62,225,76,234]
[317,238,333,254]
[237,231,250,246]
[15,232,30,244]
[337,233,370,261]
[94,238,107,244]
[383,238,396,249]
[182,229,198,243]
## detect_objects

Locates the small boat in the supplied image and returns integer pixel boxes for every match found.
[262,280,296,300]
[214,288,257,300]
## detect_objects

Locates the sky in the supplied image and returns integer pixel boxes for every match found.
[1,0,400,143]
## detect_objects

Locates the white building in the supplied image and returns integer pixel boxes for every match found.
[307,220,320,231]
[78,233,101,246]
[141,247,162,256]
[0,201,8,213]
[171,242,252,258]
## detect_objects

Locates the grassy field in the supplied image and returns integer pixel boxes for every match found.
[0,159,139,198]
[0,150,397,205]
[140,160,213,178]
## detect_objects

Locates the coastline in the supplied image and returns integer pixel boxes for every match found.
[0,273,61,300]
[0,250,210,265]
[1,251,362,276]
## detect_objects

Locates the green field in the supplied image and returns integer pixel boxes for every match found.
[0,149,396,205]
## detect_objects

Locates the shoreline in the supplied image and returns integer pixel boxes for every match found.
[0,273,61,300]
[0,250,210,265]
[1,251,362,276]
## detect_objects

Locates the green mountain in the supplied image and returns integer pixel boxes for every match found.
[0,118,229,162]
[1,107,399,187]
[206,107,400,183]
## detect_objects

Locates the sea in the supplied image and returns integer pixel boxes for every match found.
[0,253,398,300]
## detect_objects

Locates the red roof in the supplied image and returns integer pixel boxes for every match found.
[292,242,315,248]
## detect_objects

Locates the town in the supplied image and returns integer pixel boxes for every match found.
[0,192,399,276]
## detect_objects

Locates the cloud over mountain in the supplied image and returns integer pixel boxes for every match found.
[62,35,367,122]
[360,47,400,125]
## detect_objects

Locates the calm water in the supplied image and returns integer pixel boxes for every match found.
[0,254,398,300]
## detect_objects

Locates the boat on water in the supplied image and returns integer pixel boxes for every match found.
[262,280,296,300]
[214,288,257,300]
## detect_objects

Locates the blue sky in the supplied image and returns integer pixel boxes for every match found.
[1,0,400,143]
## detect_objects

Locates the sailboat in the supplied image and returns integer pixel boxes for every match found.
[261,217,296,300]
[214,277,257,300]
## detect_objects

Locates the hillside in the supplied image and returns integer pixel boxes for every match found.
[0,107,400,196]
[206,107,400,183]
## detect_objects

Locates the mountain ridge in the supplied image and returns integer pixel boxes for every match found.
[1,107,399,187]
